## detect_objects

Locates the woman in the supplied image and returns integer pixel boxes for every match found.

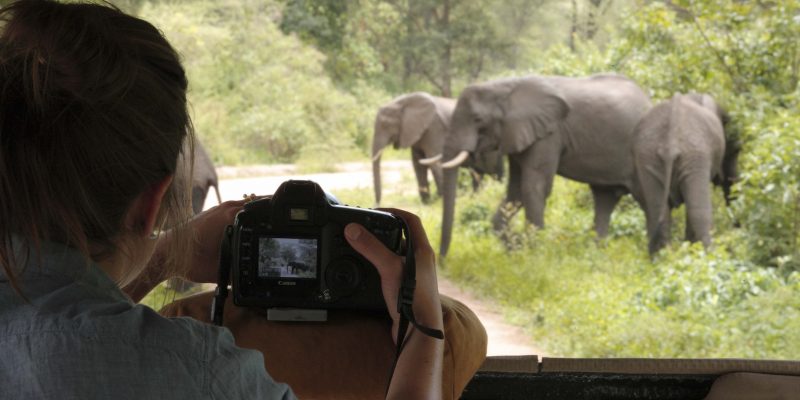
[0,1,444,399]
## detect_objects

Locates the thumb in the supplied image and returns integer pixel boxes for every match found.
[344,223,401,280]
[345,223,405,339]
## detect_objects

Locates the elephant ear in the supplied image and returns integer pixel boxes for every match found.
[499,78,569,154]
[399,93,438,148]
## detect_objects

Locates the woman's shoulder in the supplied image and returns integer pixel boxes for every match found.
[1,297,294,399]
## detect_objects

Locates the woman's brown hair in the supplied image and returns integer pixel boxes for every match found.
[0,0,195,294]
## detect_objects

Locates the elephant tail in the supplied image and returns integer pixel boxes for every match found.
[649,150,677,255]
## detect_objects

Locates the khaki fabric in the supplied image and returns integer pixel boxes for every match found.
[160,291,487,400]
[479,355,539,373]
[704,373,800,400]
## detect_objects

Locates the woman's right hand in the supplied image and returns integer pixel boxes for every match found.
[344,208,444,399]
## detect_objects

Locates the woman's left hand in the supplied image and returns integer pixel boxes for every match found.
[179,199,250,284]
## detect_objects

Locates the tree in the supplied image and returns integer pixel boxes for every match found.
[140,0,380,165]
[376,0,524,96]
[279,1,350,54]
[569,0,621,51]
[278,0,550,97]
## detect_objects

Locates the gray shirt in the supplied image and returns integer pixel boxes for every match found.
[0,240,296,399]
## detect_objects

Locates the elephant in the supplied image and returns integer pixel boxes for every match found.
[372,92,455,205]
[174,139,223,215]
[168,139,222,292]
[631,93,740,255]
[371,92,503,205]
[436,74,653,257]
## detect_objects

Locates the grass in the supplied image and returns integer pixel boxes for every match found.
[341,167,800,360]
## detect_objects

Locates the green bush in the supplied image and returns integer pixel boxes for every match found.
[140,0,387,166]
[734,105,800,272]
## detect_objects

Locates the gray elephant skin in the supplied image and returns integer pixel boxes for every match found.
[175,139,223,215]
[632,93,740,255]
[438,74,652,257]
[372,92,455,205]
[371,92,504,205]
[169,139,222,292]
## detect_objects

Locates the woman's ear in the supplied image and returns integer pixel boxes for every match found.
[125,175,174,237]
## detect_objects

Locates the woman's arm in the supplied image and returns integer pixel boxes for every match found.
[123,199,248,302]
[344,209,445,400]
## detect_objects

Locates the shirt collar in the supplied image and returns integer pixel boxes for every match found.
[3,236,132,305]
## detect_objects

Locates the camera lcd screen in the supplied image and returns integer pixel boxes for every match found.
[257,237,318,279]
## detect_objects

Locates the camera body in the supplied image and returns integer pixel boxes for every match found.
[228,180,402,310]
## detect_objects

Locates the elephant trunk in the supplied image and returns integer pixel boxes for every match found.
[372,130,391,205]
[372,155,382,206]
[440,166,459,258]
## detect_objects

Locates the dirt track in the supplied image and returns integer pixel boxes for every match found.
[203,160,543,356]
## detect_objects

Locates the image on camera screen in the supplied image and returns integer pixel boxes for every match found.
[257,237,318,279]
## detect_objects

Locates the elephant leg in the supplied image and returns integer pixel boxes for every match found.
[411,148,432,203]
[636,156,674,255]
[519,169,555,229]
[590,185,625,238]
[192,186,207,215]
[492,158,522,236]
[652,209,672,254]
[681,171,713,248]
[517,140,559,230]
[470,168,482,192]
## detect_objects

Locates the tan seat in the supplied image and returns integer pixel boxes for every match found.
[160,291,488,400]
[703,373,800,400]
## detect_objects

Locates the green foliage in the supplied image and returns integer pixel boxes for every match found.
[275,0,557,96]
[458,202,493,236]
[734,105,800,271]
[138,0,386,165]
[278,0,349,52]
[140,282,207,311]
[441,176,800,359]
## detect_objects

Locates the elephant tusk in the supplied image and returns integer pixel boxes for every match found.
[418,154,442,166]
[441,151,469,169]
[371,149,383,162]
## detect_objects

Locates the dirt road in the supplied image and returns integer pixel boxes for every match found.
[203,160,543,356]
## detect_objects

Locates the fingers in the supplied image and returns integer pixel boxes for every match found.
[344,223,401,280]
[193,195,269,222]
[376,208,435,262]
[344,209,433,265]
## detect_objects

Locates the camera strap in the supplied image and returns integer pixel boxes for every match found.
[211,225,233,326]
[395,222,445,341]
[387,219,445,392]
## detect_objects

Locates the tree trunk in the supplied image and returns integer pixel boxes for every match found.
[402,0,415,90]
[439,0,452,97]
[570,0,578,52]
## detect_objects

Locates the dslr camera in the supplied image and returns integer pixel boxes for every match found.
[223,180,403,312]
